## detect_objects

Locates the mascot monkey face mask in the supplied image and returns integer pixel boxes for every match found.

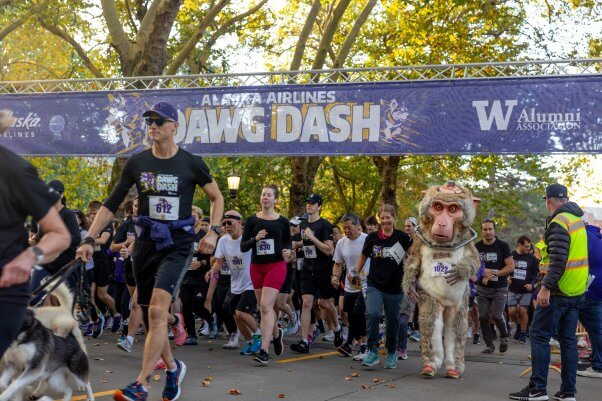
[429,200,464,243]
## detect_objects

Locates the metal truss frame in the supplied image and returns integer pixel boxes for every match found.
[0,59,599,94]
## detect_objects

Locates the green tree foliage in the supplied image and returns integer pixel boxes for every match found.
[26,156,113,211]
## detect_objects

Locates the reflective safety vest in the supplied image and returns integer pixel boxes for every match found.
[535,240,549,274]
[548,212,589,296]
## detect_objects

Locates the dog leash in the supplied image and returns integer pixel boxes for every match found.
[30,259,84,308]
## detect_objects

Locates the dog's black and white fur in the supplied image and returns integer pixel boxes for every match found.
[0,309,94,401]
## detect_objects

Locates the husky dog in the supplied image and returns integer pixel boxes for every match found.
[33,280,86,352]
[0,309,94,401]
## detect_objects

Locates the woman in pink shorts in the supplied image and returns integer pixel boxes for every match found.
[241,185,292,364]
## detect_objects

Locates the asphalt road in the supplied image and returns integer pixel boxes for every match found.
[50,328,599,401]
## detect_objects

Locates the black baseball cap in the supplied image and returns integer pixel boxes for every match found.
[306,194,323,205]
[143,101,179,122]
[47,179,65,194]
[543,183,568,199]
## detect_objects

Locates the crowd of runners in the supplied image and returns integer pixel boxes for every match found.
[0,102,600,401]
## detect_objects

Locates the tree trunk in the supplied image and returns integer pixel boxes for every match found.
[288,156,323,216]
[373,156,401,210]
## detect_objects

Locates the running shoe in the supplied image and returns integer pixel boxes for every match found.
[117,337,133,353]
[170,313,186,346]
[290,339,309,354]
[183,336,198,346]
[353,345,368,361]
[250,334,262,354]
[481,344,495,354]
[384,353,397,369]
[240,341,254,355]
[162,359,186,401]
[467,327,473,340]
[508,386,549,401]
[518,331,528,345]
[322,331,335,342]
[80,321,93,337]
[337,343,353,357]
[198,321,209,337]
[223,332,240,350]
[111,314,122,333]
[514,327,521,341]
[397,348,408,360]
[341,326,349,342]
[577,367,602,378]
[272,328,284,356]
[136,325,145,335]
[208,318,218,340]
[154,359,166,371]
[500,337,509,353]
[361,350,380,367]
[114,381,147,401]
[309,327,321,346]
[473,333,481,345]
[552,391,575,401]
[409,330,420,342]
[93,315,105,339]
[254,348,269,365]
[104,315,114,331]
[286,313,300,335]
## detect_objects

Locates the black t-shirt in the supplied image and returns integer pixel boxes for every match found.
[93,224,114,268]
[0,146,58,272]
[301,217,333,274]
[241,215,291,264]
[182,229,211,285]
[104,148,212,243]
[509,251,540,294]
[41,207,80,274]
[292,232,304,270]
[113,217,137,273]
[362,229,412,294]
[476,238,512,288]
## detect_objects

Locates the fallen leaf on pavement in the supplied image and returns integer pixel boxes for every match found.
[101,380,108,384]
[95,358,104,361]
[344,377,352,381]
[105,370,113,374]
[204,376,213,381]
[350,372,360,377]
[229,389,241,395]
[202,381,210,387]
[278,394,285,398]
[387,384,397,389]
[361,384,369,389]
[153,375,160,381]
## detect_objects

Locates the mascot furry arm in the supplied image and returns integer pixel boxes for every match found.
[402,181,480,379]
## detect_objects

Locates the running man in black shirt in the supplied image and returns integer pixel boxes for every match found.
[0,111,70,358]
[241,185,292,364]
[508,236,539,344]
[290,194,338,354]
[77,102,224,401]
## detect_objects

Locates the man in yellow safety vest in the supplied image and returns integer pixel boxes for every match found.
[510,183,588,401]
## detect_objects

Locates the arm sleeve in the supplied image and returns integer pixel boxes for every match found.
[104,157,136,214]
[195,157,213,187]
[240,217,255,252]
[14,163,59,221]
[543,223,570,289]
[362,234,374,258]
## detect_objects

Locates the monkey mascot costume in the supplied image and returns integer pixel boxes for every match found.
[403,181,480,379]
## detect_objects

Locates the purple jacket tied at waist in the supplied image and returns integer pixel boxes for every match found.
[134,215,195,251]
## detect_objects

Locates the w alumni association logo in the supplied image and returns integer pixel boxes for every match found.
[472,100,581,131]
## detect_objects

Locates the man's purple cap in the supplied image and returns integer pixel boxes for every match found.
[142,101,179,122]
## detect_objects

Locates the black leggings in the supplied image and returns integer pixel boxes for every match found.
[179,283,213,337]
[112,282,130,319]
[215,281,236,334]
[344,291,366,345]
[0,283,30,358]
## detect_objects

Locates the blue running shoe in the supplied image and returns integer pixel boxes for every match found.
[162,359,187,401]
[240,341,254,355]
[361,350,380,367]
[114,381,147,401]
[249,334,262,354]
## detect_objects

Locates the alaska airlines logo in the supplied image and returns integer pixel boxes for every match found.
[472,100,581,131]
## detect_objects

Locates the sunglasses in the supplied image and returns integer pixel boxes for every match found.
[221,221,233,227]
[144,116,174,127]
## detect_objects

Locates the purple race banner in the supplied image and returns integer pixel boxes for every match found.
[0,76,600,156]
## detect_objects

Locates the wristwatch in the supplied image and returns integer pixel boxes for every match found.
[210,225,222,236]
[29,246,44,264]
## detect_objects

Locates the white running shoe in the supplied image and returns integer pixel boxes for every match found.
[223,332,240,349]
[467,327,473,340]
[323,331,335,341]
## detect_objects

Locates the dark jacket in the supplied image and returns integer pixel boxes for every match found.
[543,201,584,295]
[585,224,602,302]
